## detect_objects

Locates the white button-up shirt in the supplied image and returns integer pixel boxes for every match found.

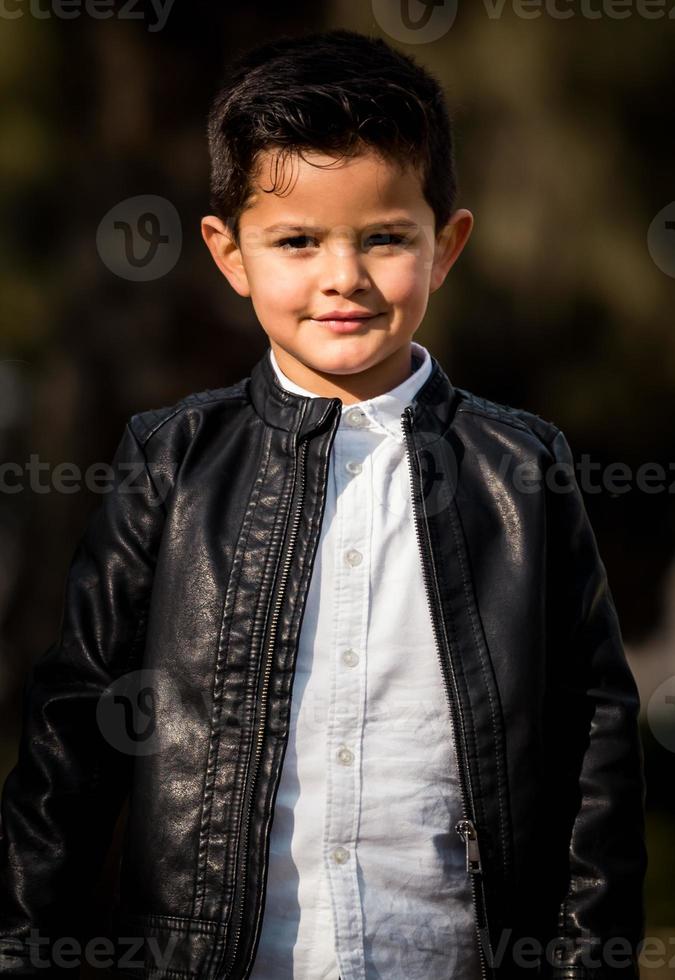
[248,341,482,980]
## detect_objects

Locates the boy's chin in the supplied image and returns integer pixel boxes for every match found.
[305,353,384,378]
[303,341,401,373]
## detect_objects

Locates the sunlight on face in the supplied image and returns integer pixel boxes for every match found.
[236,149,441,390]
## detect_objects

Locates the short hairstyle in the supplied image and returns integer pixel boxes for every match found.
[206,28,457,244]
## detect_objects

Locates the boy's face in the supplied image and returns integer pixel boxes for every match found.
[201,148,472,402]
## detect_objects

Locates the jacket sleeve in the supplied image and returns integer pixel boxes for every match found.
[543,427,648,980]
[0,421,167,977]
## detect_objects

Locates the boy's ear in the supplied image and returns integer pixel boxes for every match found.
[429,208,473,293]
[200,215,251,297]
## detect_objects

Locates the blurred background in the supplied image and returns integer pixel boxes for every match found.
[1,0,673,975]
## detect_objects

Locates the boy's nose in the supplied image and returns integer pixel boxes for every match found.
[318,245,371,294]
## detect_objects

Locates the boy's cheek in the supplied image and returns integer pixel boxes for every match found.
[376,268,428,310]
[248,268,306,308]
[381,250,432,292]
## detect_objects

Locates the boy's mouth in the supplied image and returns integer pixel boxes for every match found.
[311,311,381,334]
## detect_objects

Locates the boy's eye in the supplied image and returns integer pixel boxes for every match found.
[366,233,409,249]
[276,235,316,251]
[275,232,411,253]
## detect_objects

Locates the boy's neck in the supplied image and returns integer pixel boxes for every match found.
[270,342,416,404]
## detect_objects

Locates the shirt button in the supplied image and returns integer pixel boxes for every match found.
[337,746,354,766]
[332,846,350,864]
[345,460,362,475]
[345,548,362,567]
[346,408,368,428]
[342,649,359,667]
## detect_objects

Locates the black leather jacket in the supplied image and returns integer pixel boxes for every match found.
[0,348,647,980]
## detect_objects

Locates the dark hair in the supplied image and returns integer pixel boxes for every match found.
[206,28,457,244]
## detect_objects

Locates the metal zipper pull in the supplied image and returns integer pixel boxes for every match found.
[455,818,483,875]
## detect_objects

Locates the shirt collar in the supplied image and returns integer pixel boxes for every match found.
[268,341,434,442]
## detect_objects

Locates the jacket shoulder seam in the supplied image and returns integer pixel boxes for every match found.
[455,390,561,455]
[129,381,249,447]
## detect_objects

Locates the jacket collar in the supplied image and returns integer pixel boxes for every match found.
[248,341,459,448]
[268,342,433,444]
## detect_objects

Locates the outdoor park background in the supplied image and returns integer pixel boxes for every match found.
[0,0,674,975]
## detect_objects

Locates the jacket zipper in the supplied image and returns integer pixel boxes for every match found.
[400,406,493,980]
[220,434,311,979]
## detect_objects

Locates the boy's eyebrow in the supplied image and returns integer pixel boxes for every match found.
[263,219,420,234]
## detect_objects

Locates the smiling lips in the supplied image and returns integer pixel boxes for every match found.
[312,311,381,334]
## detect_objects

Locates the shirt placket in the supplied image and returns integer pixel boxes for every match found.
[323,415,373,980]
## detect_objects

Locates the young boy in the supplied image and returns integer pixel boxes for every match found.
[0,27,646,980]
